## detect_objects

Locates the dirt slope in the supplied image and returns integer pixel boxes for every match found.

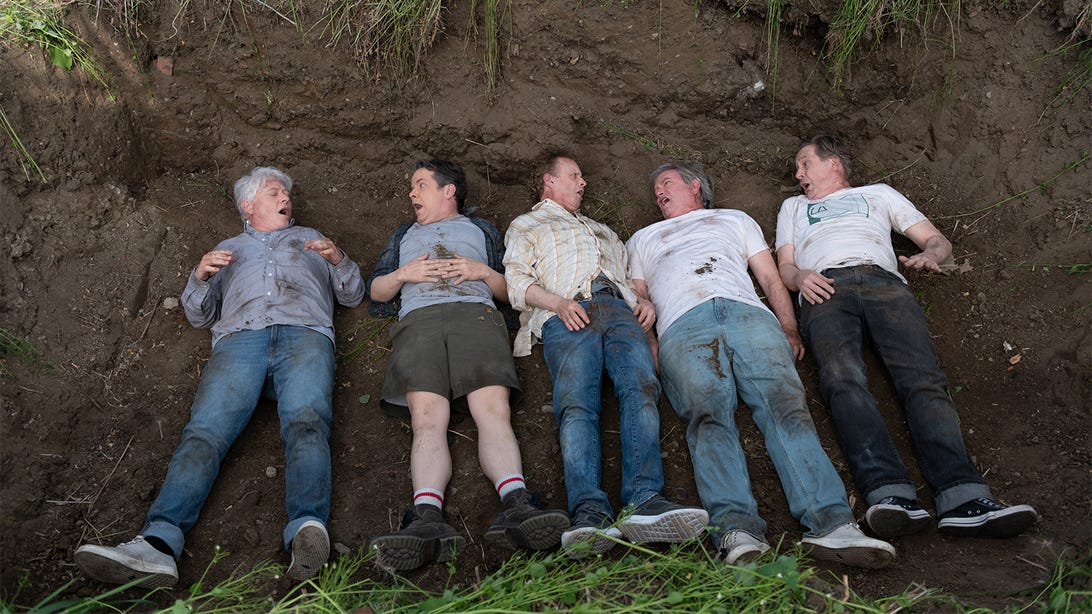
[1,0,1089,609]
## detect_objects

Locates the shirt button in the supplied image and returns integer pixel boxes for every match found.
[267,291,272,296]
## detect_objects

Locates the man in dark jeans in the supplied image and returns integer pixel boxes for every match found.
[776,136,1037,539]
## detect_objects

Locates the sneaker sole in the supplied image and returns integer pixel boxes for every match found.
[938,506,1037,538]
[617,508,709,544]
[485,510,570,551]
[865,505,932,538]
[723,543,770,566]
[370,533,465,571]
[561,526,622,559]
[803,542,896,570]
[74,547,178,588]
[286,524,330,581]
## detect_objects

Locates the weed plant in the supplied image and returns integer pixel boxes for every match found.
[467,0,510,89]
[0,0,113,97]
[0,105,45,182]
[0,327,43,377]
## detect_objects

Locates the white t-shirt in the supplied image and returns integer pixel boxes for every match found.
[627,208,772,338]
[775,183,927,284]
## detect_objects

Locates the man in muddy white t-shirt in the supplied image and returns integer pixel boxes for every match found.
[626,162,895,569]
[775,135,1037,540]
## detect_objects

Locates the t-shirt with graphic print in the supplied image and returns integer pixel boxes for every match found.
[775,183,927,284]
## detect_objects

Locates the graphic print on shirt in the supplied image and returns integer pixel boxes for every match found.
[807,193,870,225]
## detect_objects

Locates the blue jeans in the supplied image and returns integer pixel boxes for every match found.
[541,294,664,517]
[659,298,853,541]
[800,266,990,515]
[143,326,335,558]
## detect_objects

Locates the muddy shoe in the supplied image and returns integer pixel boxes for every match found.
[617,494,709,544]
[484,488,569,550]
[286,520,330,581]
[800,523,896,569]
[74,536,178,588]
[561,506,623,559]
[369,505,465,571]
[865,496,932,538]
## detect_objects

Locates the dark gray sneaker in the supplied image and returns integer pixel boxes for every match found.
[369,505,465,571]
[938,498,1037,538]
[865,496,932,538]
[484,488,569,550]
[617,494,708,544]
[561,507,623,559]
[74,536,178,588]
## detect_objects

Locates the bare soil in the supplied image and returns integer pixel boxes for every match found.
[2,0,1090,609]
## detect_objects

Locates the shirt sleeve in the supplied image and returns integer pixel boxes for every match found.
[366,224,409,318]
[181,269,221,329]
[774,197,799,251]
[503,220,539,312]
[741,213,772,259]
[625,234,646,282]
[878,184,928,234]
[331,253,365,307]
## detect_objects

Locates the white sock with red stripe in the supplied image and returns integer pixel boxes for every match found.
[495,474,526,500]
[413,488,444,511]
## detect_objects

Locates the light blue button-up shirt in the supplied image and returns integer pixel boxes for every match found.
[181,222,365,347]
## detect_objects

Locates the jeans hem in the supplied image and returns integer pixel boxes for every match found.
[142,521,184,561]
[934,482,993,516]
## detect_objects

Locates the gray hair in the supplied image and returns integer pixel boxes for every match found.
[803,135,853,182]
[650,162,714,209]
[233,167,293,221]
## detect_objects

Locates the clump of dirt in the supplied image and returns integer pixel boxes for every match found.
[1,0,1089,609]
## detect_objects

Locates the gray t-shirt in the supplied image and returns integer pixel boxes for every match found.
[398,215,495,319]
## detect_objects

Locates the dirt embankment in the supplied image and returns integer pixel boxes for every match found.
[1,0,1089,608]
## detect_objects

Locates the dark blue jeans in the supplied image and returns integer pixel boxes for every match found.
[800,266,990,515]
[541,294,665,517]
[143,326,335,558]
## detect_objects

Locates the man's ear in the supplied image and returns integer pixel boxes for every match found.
[240,199,254,216]
[442,183,457,200]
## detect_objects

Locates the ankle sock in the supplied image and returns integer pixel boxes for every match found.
[495,474,526,500]
[413,488,444,510]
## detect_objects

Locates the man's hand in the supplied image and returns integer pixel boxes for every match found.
[554,298,591,331]
[195,250,233,281]
[794,269,836,305]
[396,254,448,284]
[439,255,492,285]
[899,252,942,272]
[305,238,344,265]
[784,327,806,360]
[633,299,657,332]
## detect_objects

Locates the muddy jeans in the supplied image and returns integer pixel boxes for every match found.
[800,265,991,515]
[659,298,854,543]
[541,293,664,517]
[142,325,335,559]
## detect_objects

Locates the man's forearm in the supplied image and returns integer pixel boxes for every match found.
[523,283,564,313]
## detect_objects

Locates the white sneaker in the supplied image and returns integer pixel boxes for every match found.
[75,535,178,587]
[800,523,896,569]
[720,530,770,565]
[286,520,330,580]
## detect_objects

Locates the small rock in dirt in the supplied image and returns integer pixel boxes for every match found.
[162,297,180,311]
[265,465,277,478]
[334,542,351,555]
[245,527,260,546]
[541,404,552,413]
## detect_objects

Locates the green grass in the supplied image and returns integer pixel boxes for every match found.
[0,327,44,378]
[340,317,395,366]
[5,541,1088,612]
[823,0,960,85]
[763,0,783,99]
[467,0,511,89]
[0,0,114,98]
[1040,38,1092,119]
[0,105,45,182]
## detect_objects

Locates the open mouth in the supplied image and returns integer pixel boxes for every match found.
[658,196,669,207]
[278,207,289,216]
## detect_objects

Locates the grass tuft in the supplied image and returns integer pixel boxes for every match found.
[466,0,511,89]
[0,327,44,377]
[0,105,46,182]
[823,0,960,86]
[0,0,114,97]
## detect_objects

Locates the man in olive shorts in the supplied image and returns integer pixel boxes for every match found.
[366,159,568,571]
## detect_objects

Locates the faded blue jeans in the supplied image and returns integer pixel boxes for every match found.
[143,325,335,559]
[541,294,664,518]
[800,265,990,515]
[659,298,854,543]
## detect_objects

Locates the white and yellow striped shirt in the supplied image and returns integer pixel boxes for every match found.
[504,199,638,357]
